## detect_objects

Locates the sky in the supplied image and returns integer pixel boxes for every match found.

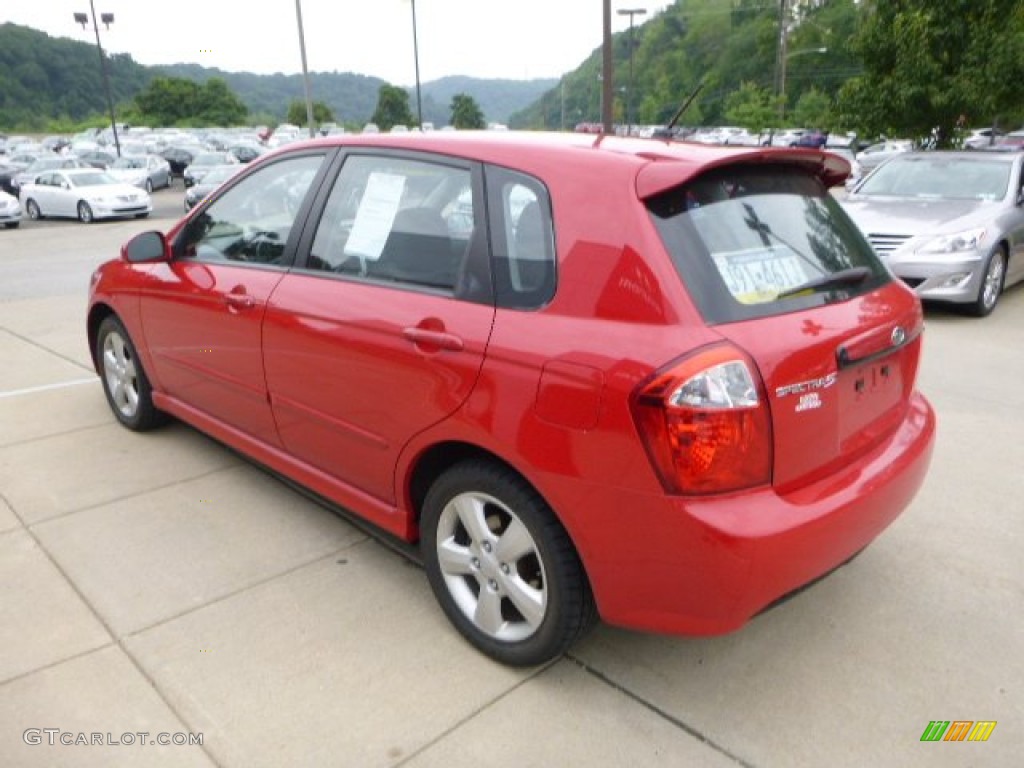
[4,1,675,85]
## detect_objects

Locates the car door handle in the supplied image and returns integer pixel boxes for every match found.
[224,293,256,310]
[402,327,464,351]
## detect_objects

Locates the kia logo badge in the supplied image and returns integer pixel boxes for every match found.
[891,326,906,346]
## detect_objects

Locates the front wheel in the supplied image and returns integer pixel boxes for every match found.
[421,460,595,666]
[969,247,1006,317]
[78,201,94,223]
[25,199,42,220]
[96,315,166,431]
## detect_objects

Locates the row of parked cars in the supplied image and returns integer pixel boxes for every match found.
[0,126,273,226]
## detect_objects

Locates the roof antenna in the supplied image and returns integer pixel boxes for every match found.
[653,81,705,140]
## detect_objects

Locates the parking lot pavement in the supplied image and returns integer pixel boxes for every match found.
[1,210,1020,766]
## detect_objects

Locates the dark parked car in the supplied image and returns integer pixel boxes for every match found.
[182,152,239,187]
[87,133,935,666]
[160,146,201,178]
[76,150,118,169]
[227,144,266,164]
[182,164,240,210]
[795,129,828,148]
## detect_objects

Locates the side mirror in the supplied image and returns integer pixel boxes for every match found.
[123,231,168,263]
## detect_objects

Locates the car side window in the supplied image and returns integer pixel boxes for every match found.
[306,155,472,292]
[485,167,556,309]
[179,154,325,266]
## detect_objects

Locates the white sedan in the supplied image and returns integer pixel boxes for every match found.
[0,189,21,229]
[19,168,151,223]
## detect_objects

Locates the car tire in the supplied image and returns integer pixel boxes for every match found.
[420,460,596,666]
[77,201,94,223]
[25,199,42,220]
[145,179,153,194]
[969,246,1006,317]
[135,212,150,219]
[96,315,167,431]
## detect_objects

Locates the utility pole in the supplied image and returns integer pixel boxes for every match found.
[295,0,316,137]
[602,0,614,134]
[774,0,790,122]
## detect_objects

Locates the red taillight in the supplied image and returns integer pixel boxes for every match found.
[631,345,772,495]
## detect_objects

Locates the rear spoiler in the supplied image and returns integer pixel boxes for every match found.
[635,148,851,199]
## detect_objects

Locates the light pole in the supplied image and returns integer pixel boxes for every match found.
[601,0,613,134]
[294,0,316,137]
[410,0,423,129]
[617,7,646,136]
[74,1,121,157]
[778,46,828,121]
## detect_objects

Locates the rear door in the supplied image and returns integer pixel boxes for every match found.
[647,162,925,490]
[263,151,495,504]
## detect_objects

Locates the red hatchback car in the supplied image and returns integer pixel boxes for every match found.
[87,132,935,665]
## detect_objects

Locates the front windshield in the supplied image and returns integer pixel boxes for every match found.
[858,157,1010,200]
[69,172,116,187]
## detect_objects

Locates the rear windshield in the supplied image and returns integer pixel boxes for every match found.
[649,165,889,324]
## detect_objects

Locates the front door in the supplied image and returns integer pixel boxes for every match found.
[140,152,329,444]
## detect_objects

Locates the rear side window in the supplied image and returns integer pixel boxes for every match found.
[485,167,555,309]
[649,165,889,323]
[306,154,473,292]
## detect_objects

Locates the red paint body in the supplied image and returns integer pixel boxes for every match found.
[88,132,935,636]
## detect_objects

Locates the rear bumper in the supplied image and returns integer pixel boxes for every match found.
[564,391,936,635]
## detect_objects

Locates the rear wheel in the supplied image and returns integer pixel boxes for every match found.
[96,315,166,431]
[421,460,595,666]
[25,199,41,220]
[77,201,94,223]
[969,246,1006,317]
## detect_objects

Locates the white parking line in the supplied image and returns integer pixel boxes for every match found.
[0,377,97,399]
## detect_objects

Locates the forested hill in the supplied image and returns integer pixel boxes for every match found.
[0,23,555,130]
[0,24,150,129]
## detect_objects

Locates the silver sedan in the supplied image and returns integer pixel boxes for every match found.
[841,151,1024,316]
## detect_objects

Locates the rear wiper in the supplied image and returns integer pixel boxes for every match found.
[775,266,872,300]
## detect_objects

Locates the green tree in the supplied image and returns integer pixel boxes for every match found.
[370,84,414,131]
[198,77,248,125]
[723,82,778,133]
[134,76,201,125]
[286,99,336,128]
[792,87,833,131]
[450,93,485,129]
[134,76,247,126]
[838,0,1024,146]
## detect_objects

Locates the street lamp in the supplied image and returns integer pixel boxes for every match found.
[74,1,121,157]
[617,7,646,136]
[294,0,316,137]
[409,0,423,129]
[778,46,827,121]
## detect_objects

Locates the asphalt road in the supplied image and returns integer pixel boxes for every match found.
[0,202,1020,767]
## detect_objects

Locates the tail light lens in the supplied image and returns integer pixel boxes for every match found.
[631,345,772,495]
